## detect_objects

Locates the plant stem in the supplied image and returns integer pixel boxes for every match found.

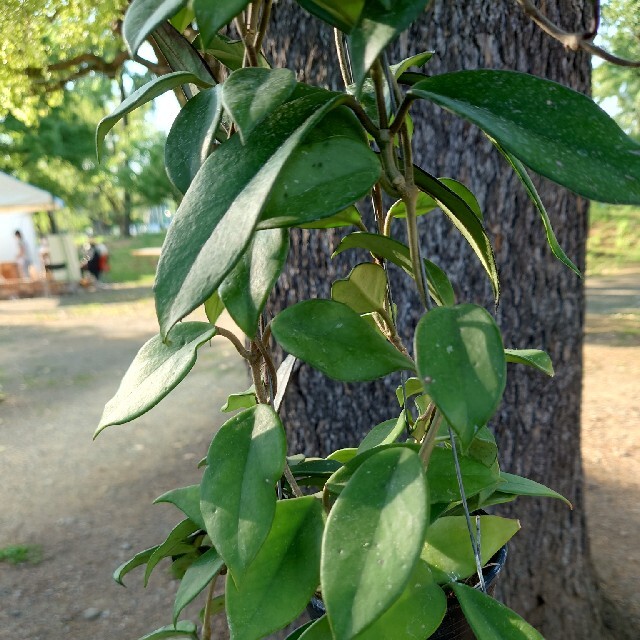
[215,326,252,360]
[202,577,218,640]
[284,462,304,497]
[235,15,259,67]
[334,29,352,88]
[254,0,273,53]
[253,336,278,398]
[343,96,380,139]
[371,60,389,130]
[418,410,441,468]
[404,185,430,309]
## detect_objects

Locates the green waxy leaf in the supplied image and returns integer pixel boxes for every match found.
[221,387,257,413]
[296,617,330,639]
[395,377,426,406]
[169,6,194,32]
[200,405,286,579]
[390,51,434,78]
[97,72,213,162]
[152,22,215,82]
[197,33,270,70]
[193,0,251,47]
[271,299,414,382]
[297,205,362,229]
[96,322,216,435]
[427,447,501,504]
[409,70,640,205]
[145,520,200,586]
[422,515,520,583]
[296,0,366,33]
[226,497,324,640]
[155,485,205,530]
[204,291,225,326]
[451,583,544,640]
[495,142,580,276]
[466,426,498,468]
[333,232,455,307]
[322,447,428,640]
[413,167,498,301]
[154,90,346,337]
[165,86,223,194]
[388,191,437,219]
[331,262,388,314]
[136,621,198,640]
[349,0,432,90]
[505,349,554,377]
[357,411,407,454]
[124,0,188,55]
[219,228,289,338]
[499,472,571,507]
[415,304,506,449]
[222,68,297,143]
[113,546,158,587]
[354,561,447,640]
[173,547,224,625]
[259,109,380,229]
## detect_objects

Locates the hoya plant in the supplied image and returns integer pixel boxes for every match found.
[95,1,640,639]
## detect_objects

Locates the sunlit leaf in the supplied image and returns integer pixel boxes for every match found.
[505,349,554,377]
[296,0,366,33]
[155,485,205,530]
[145,520,200,586]
[356,412,407,454]
[113,546,158,587]
[331,262,388,315]
[135,621,198,640]
[499,472,571,507]
[124,0,188,55]
[193,0,251,47]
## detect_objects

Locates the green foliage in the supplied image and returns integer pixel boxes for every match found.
[0,543,42,565]
[93,1,639,638]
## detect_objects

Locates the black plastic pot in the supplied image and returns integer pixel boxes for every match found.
[306,544,507,640]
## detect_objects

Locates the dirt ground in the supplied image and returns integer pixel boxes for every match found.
[0,275,638,640]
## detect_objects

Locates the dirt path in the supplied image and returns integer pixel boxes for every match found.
[0,276,637,640]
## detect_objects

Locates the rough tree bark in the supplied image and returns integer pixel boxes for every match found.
[266,1,633,638]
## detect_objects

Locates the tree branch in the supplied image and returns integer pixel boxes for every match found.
[515,0,640,67]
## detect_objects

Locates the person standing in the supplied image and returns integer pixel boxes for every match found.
[14,230,32,278]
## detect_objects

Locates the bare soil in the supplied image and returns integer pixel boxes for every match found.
[0,276,637,640]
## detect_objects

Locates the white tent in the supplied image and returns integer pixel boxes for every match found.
[0,171,61,267]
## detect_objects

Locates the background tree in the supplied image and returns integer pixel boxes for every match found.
[266,2,637,639]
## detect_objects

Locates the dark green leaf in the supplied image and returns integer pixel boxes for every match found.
[193,0,251,47]
[296,617,331,639]
[226,497,324,640]
[466,426,498,468]
[296,0,365,33]
[451,583,544,639]
[297,205,362,229]
[505,349,554,377]
[219,229,289,337]
[259,109,380,229]
[395,377,427,406]
[155,485,205,530]
[422,515,519,583]
[200,405,286,579]
[499,472,571,507]
[331,262,388,314]
[124,0,188,55]
[494,141,580,276]
[154,90,346,337]
[222,68,297,143]
[145,520,200,586]
[322,447,428,639]
[427,447,501,504]
[390,51,434,77]
[113,546,158,587]
[409,70,640,205]
[97,72,213,162]
[332,232,455,306]
[165,86,223,194]
[415,305,506,449]
[354,561,446,640]
[96,322,216,435]
[204,290,225,325]
[221,387,257,413]
[152,22,215,82]
[388,191,437,219]
[197,33,270,70]
[440,177,483,221]
[285,620,317,640]
[173,547,224,625]
[413,167,498,300]
[357,412,407,454]
[349,0,432,90]
[135,621,198,640]
[271,299,414,382]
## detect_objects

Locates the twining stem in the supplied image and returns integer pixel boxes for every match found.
[419,410,442,468]
[216,326,251,360]
[235,15,259,67]
[284,462,304,498]
[404,186,430,309]
[202,576,218,640]
[254,0,273,52]
[253,336,278,398]
[334,29,352,88]
[371,60,389,130]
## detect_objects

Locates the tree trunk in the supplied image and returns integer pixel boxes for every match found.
[266,2,633,638]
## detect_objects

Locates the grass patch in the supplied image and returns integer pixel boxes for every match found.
[588,204,640,275]
[103,232,166,284]
[0,544,43,565]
